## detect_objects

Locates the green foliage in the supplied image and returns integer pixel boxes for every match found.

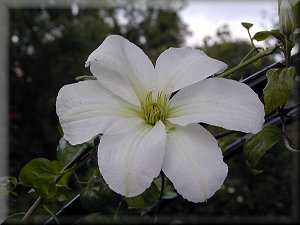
[241,22,253,30]
[56,138,91,163]
[80,172,121,213]
[18,158,66,199]
[125,182,160,209]
[263,67,295,113]
[243,126,283,171]
[252,29,285,42]
[202,25,274,80]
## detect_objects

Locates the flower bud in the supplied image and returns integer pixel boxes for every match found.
[278,0,296,35]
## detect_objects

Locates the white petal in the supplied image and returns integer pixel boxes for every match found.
[98,121,166,197]
[86,35,156,105]
[56,80,140,145]
[155,47,227,94]
[162,123,228,203]
[168,78,265,134]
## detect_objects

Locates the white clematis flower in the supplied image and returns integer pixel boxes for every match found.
[56,35,264,203]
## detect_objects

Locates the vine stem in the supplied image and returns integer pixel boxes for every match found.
[239,47,263,65]
[217,45,278,78]
[153,172,165,223]
[279,34,299,152]
[246,28,259,53]
[22,197,42,221]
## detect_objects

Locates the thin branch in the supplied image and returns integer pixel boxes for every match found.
[217,46,278,78]
[284,136,300,153]
[239,47,263,65]
[22,197,42,222]
[246,28,259,53]
[215,130,236,139]
[43,204,61,225]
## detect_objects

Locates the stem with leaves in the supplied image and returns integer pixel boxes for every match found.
[279,33,299,152]
[22,143,98,222]
[217,46,278,78]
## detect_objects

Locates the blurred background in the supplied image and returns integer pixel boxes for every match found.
[1,0,299,223]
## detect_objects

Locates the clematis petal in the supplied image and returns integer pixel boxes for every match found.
[162,123,228,203]
[155,47,227,94]
[56,80,140,145]
[98,121,166,197]
[168,78,265,134]
[85,35,156,105]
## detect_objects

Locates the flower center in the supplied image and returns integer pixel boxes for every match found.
[141,91,168,125]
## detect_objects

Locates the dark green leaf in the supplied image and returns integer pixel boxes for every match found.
[263,67,295,113]
[253,30,285,43]
[246,160,263,175]
[252,31,272,41]
[286,34,295,51]
[125,182,160,209]
[18,158,65,199]
[243,126,283,170]
[80,172,121,213]
[56,170,73,189]
[269,29,285,43]
[241,22,253,30]
[56,138,90,163]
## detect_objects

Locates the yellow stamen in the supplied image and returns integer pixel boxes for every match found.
[141,91,169,125]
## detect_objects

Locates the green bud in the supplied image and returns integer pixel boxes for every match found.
[278,0,296,35]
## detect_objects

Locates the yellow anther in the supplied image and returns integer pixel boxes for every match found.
[141,91,169,125]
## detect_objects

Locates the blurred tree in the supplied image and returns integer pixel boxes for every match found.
[201,24,275,80]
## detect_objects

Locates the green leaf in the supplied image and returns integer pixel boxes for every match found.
[263,67,295,113]
[268,29,285,43]
[29,185,73,202]
[286,34,295,52]
[241,22,253,30]
[80,172,121,213]
[18,158,66,199]
[125,182,160,209]
[253,30,285,43]
[252,31,272,41]
[56,138,90,163]
[243,126,283,170]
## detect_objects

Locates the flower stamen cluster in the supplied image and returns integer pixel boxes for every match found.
[141,91,168,125]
